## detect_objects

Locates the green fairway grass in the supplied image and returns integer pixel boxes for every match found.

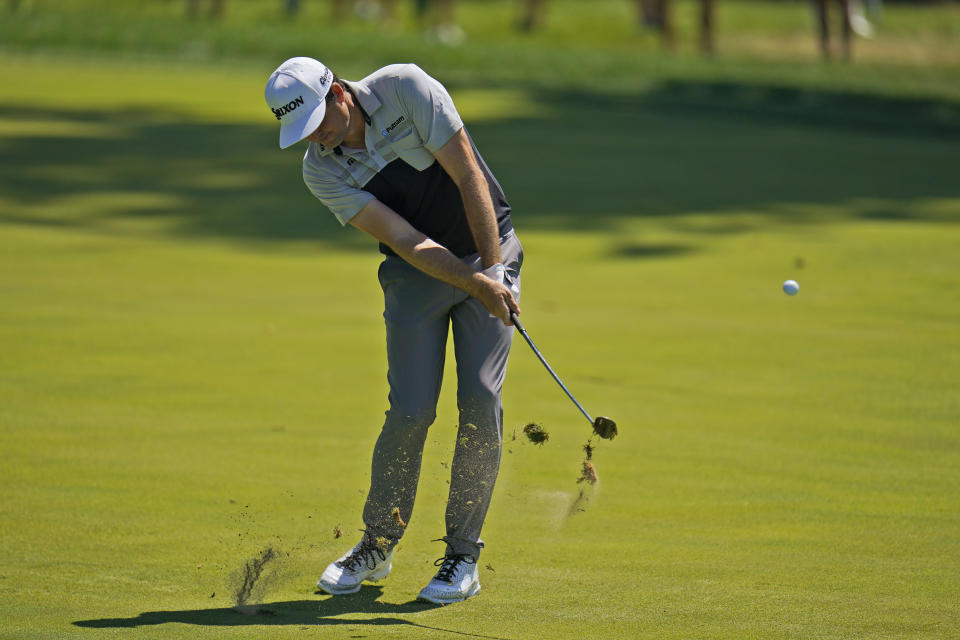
[2,44,959,640]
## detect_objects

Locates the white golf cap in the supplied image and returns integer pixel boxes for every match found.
[265,57,334,149]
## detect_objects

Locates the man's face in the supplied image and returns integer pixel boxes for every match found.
[304,85,350,148]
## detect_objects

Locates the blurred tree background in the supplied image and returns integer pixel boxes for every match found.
[2,0,958,90]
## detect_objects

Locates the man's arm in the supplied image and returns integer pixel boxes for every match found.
[432,128,502,270]
[348,199,519,325]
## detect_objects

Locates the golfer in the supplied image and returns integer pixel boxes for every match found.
[265,57,522,604]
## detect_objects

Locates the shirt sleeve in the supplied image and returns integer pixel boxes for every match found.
[395,64,464,153]
[302,153,375,226]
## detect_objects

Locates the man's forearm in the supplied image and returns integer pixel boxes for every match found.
[399,236,516,325]
[459,171,502,269]
[398,236,493,299]
[347,196,517,324]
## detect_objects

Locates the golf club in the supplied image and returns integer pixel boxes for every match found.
[510,311,617,440]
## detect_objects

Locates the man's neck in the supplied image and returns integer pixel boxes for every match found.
[342,100,366,149]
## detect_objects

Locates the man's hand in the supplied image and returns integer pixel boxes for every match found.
[480,262,520,297]
[475,264,519,325]
[350,201,519,324]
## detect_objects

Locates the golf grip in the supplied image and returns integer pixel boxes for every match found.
[510,311,595,426]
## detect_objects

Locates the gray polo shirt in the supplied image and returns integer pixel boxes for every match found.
[302,64,512,258]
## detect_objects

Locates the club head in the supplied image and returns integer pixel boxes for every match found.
[592,416,618,440]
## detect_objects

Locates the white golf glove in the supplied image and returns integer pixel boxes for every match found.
[481,262,520,297]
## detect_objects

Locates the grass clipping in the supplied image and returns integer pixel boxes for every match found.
[522,422,549,445]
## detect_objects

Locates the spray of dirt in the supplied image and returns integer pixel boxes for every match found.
[568,439,601,517]
[577,459,598,485]
[230,546,286,615]
[582,441,594,461]
[514,423,604,518]
[567,488,590,516]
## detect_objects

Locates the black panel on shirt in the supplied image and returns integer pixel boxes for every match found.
[361,136,512,259]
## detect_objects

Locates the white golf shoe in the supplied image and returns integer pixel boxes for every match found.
[417,554,480,605]
[317,537,393,595]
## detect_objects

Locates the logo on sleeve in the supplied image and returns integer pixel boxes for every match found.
[272,96,305,120]
[381,116,405,137]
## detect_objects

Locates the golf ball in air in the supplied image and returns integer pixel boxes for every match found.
[782,280,799,295]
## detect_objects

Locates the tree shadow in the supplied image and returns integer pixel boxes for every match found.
[472,81,960,233]
[72,586,513,639]
[2,79,958,250]
[0,104,367,248]
[611,242,695,259]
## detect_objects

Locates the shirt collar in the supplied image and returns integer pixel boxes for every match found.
[344,79,382,118]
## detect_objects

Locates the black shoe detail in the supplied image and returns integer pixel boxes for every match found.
[432,554,477,584]
[336,535,390,572]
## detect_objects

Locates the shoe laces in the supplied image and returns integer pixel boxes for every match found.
[432,554,476,583]
[337,536,389,572]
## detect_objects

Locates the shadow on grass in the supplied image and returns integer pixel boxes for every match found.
[72,586,513,639]
[611,242,695,259]
[1,79,958,250]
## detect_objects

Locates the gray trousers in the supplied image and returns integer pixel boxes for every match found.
[362,231,523,558]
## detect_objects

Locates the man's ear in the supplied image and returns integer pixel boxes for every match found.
[330,83,345,102]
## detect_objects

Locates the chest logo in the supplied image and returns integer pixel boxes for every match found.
[381,116,406,137]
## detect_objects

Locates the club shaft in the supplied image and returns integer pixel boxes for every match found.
[510,313,594,426]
